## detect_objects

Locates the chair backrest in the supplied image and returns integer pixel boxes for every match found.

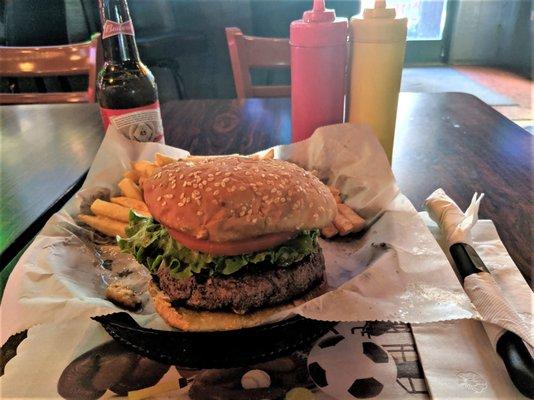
[0,33,102,104]
[225,27,290,99]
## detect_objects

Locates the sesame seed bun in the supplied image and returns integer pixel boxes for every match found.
[142,157,337,242]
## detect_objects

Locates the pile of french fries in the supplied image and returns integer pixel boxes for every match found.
[321,186,366,238]
[78,153,178,238]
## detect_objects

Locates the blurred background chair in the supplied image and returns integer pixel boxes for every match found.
[0,34,101,104]
[225,27,290,99]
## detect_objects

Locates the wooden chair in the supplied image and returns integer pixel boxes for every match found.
[0,34,101,104]
[225,27,290,99]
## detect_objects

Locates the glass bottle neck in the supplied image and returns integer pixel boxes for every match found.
[100,0,140,63]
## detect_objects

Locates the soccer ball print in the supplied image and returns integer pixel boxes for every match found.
[308,323,401,399]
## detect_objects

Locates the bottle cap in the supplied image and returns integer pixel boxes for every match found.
[350,0,407,43]
[290,0,348,47]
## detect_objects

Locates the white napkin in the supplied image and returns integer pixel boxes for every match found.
[425,188,484,246]
[424,188,533,348]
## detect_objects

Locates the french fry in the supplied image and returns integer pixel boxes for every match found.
[118,178,143,201]
[333,212,354,236]
[250,148,275,160]
[138,176,147,188]
[123,169,140,183]
[131,160,157,178]
[337,203,366,232]
[261,148,275,160]
[328,185,342,203]
[78,214,127,237]
[154,152,177,167]
[111,196,150,213]
[321,222,339,238]
[91,199,130,222]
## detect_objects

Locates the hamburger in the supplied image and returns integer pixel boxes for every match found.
[118,156,337,331]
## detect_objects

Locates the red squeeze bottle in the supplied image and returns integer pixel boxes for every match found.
[290,0,348,142]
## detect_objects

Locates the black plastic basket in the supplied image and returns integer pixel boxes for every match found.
[93,312,334,369]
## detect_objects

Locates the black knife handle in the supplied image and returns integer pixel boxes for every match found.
[497,331,534,398]
[450,242,489,281]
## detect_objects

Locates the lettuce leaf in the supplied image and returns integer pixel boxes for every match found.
[117,211,318,278]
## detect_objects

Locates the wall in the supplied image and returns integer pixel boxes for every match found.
[448,0,531,77]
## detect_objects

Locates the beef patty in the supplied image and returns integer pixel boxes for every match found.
[156,249,326,314]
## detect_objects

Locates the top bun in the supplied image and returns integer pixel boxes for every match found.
[143,156,337,242]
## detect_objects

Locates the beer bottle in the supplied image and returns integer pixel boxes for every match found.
[97,0,164,143]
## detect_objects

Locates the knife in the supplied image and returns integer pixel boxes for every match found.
[449,242,534,398]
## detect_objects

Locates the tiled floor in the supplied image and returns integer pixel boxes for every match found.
[454,66,533,133]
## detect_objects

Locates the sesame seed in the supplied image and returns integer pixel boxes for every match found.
[156,196,162,201]
[162,201,167,206]
[197,211,203,216]
[164,194,174,199]
[213,190,220,195]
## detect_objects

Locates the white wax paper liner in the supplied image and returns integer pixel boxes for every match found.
[2,123,479,345]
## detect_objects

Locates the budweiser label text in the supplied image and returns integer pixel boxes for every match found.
[102,20,135,39]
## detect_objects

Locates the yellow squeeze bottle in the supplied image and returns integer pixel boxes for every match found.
[347,0,407,162]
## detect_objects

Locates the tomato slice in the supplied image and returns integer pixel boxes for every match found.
[166,227,296,256]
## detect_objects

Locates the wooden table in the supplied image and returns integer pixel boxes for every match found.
[0,103,104,266]
[0,94,531,284]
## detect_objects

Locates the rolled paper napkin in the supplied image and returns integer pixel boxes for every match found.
[425,188,484,246]
[425,188,533,348]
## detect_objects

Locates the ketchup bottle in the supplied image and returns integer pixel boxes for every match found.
[290,0,348,142]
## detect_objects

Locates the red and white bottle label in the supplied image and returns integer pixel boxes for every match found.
[100,101,164,143]
[102,20,135,39]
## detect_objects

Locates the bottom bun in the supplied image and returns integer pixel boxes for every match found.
[149,279,328,332]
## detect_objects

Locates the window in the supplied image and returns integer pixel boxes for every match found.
[360,0,448,40]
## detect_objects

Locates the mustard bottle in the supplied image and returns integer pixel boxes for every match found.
[347,0,407,162]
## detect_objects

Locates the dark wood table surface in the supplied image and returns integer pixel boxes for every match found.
[0,93,531,285]
[0,103,104,266]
